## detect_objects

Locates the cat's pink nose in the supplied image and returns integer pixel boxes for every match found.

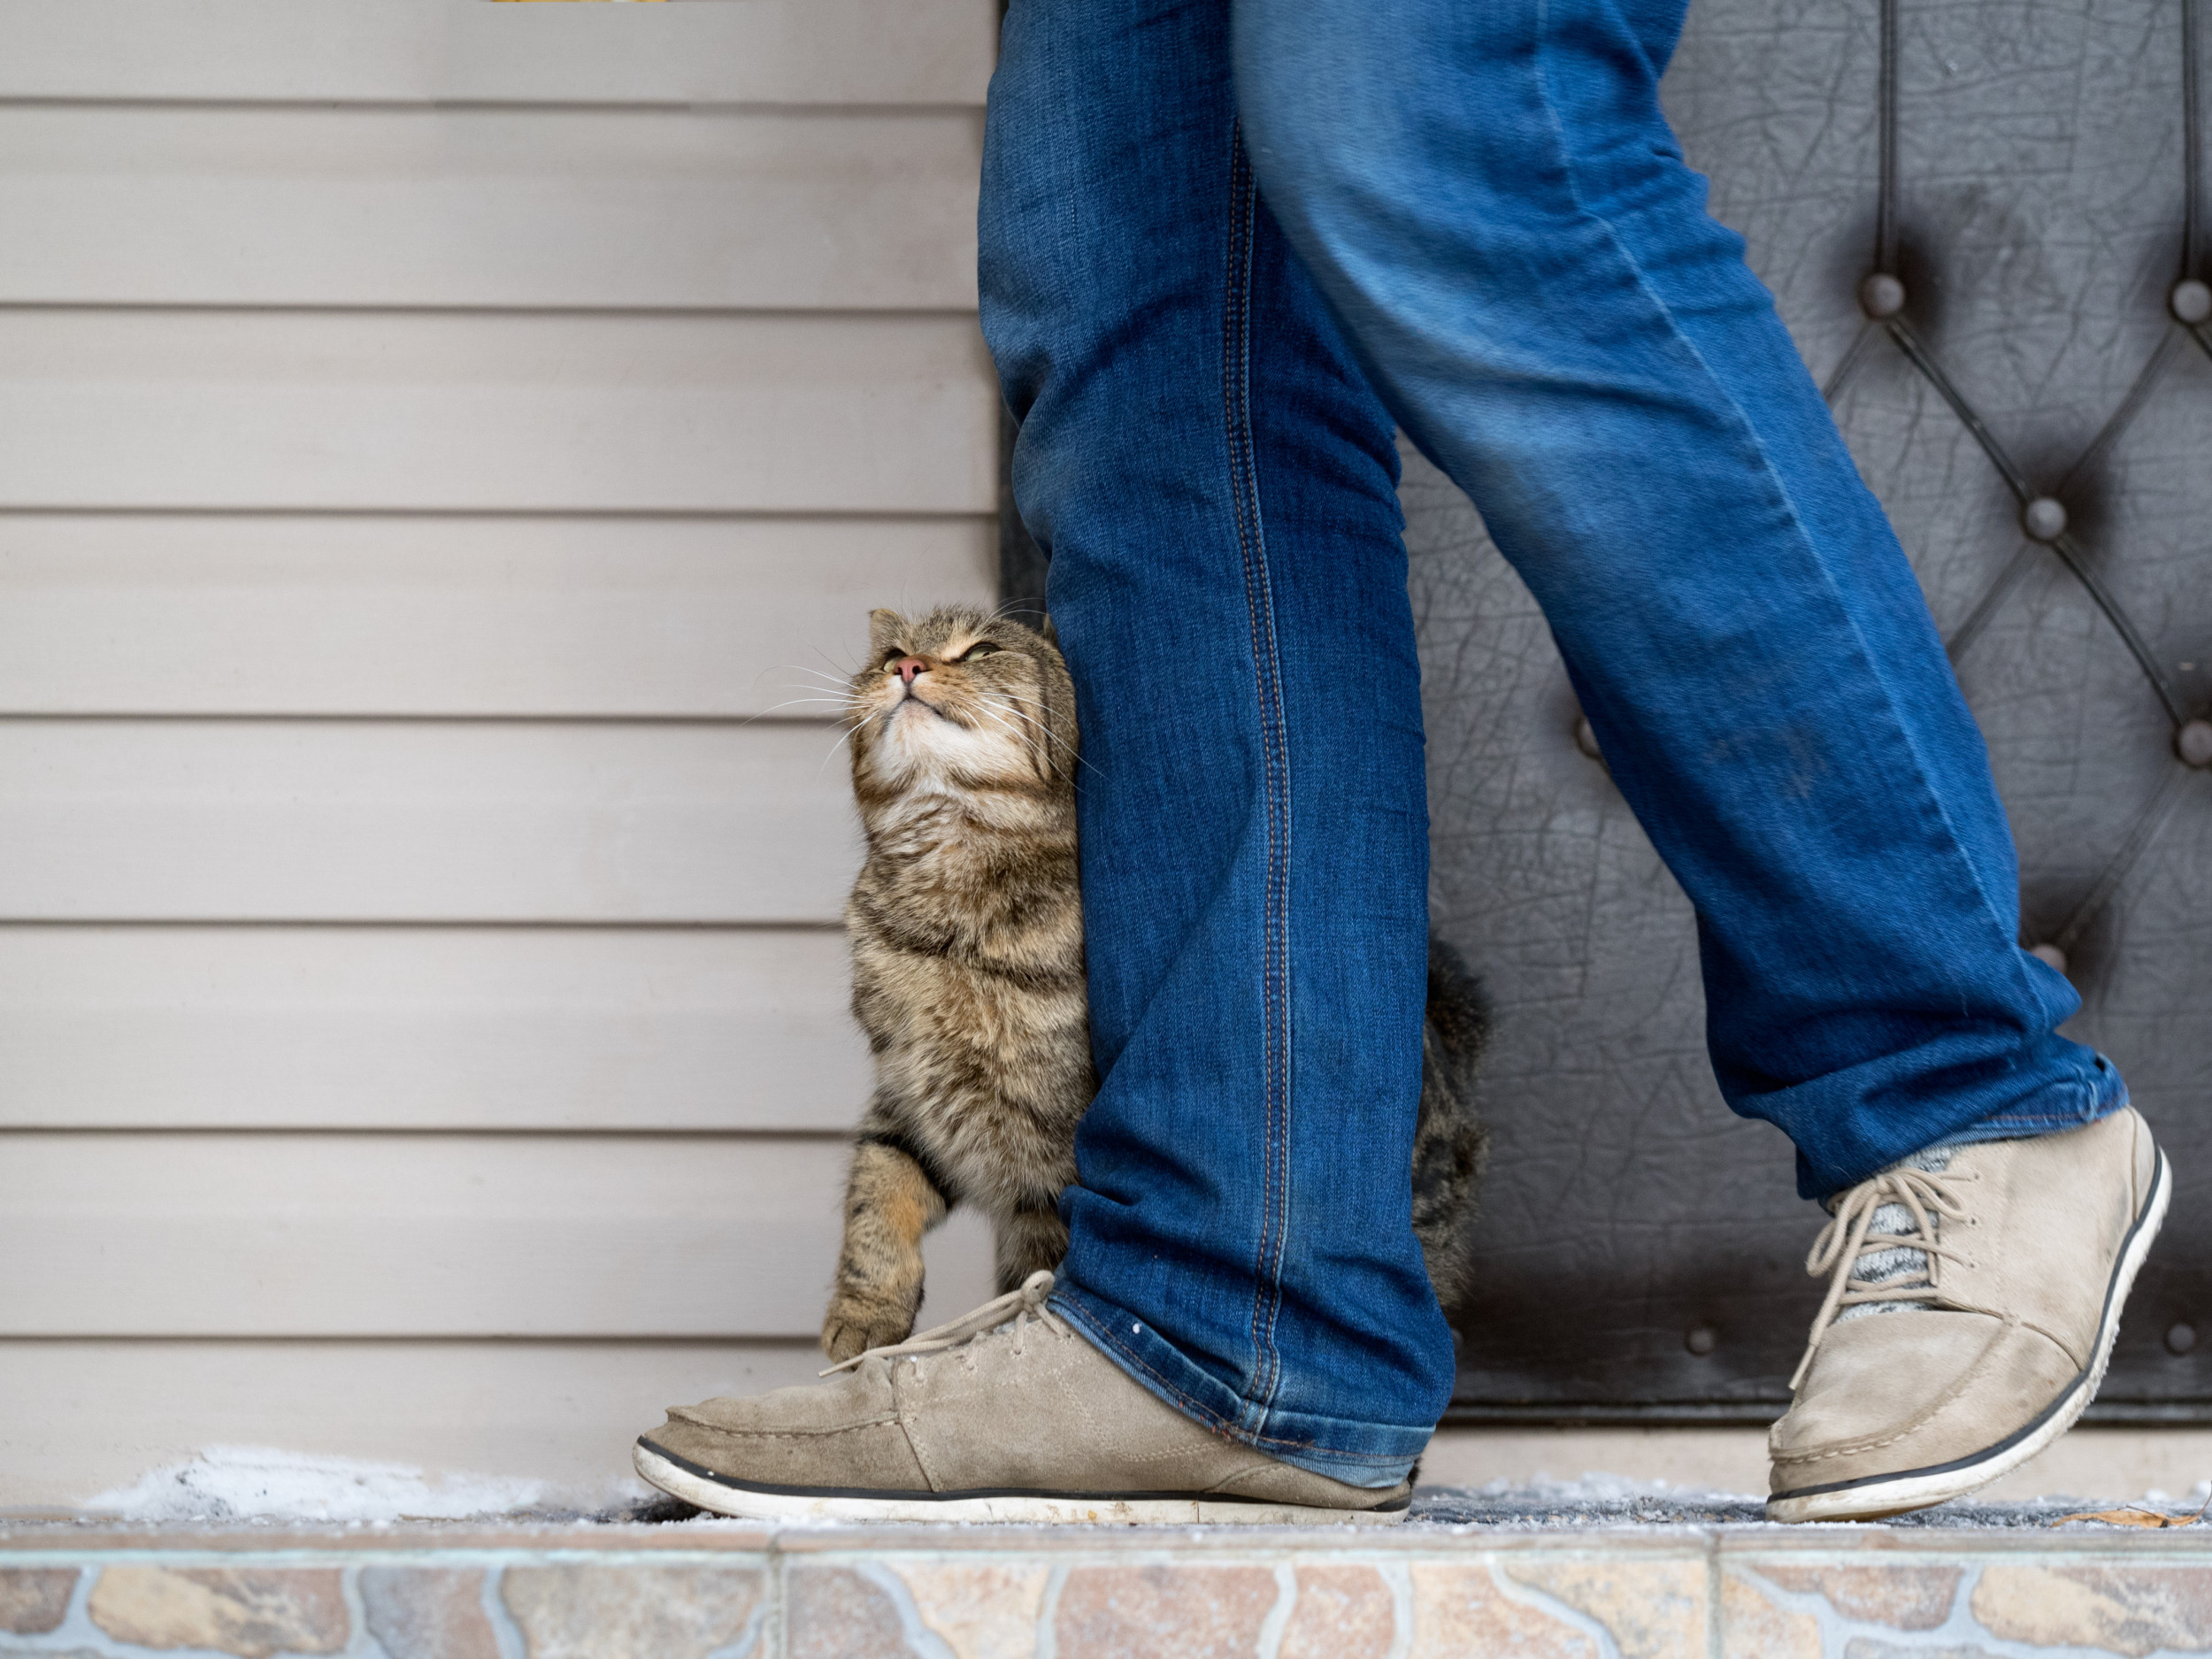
[893,656,929,685]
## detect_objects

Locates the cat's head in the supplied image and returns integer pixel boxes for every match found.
[847,606,1079,792]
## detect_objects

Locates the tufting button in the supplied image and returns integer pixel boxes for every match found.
[2173,278,2212,325]
[1858,272,1908,319]
[2170,1324,2200,1356]
[2021,496,2069,542]
[2178,719,2212,768]
[1685,1325,1717,1356]
[1574,715,1603,763]
[2028,942,2069,974]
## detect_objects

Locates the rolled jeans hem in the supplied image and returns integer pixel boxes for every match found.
[1932,1057,2131,1153]
[1049,1280,1432,1488]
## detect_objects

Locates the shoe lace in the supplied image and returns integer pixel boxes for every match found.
[1791,1164,1978,1390]
[818,1269,1070,1377]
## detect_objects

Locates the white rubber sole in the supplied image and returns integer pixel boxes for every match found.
[632,1442,1407,1527]
[1767,1147,2172,1524]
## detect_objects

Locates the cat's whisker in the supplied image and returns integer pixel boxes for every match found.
[981,695,1098,777]
[726,695,860,734]
[817,722,860,773]
[963,698,1049,753]
[968,695,1060,750]
[811,644,866,681]
[985,697,1073,748]
[776,665,858,690]
[751,701,859,729]
[757,666,859,717]
[968,702,1099,785]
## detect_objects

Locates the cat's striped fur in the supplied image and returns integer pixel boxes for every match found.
[822,604,1487,1363]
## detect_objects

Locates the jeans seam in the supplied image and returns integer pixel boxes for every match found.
[1525,0,2048,1021]
[1223,123,1294,1432]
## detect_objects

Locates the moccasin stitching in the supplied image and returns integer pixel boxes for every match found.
[889,1365,947,1493]
[1072,1313,1411,1467]
[1204,1461,1403,1502]
[1044,1334,1265,1476]
[1202,1459,1314,1495]
[668,1408,902,1438]
[2017,1314,2091,1371]
[1774,1317,2038,1465]
[1050,1342,1187,1468]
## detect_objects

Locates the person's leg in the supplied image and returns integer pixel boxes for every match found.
[629,0,1448,1525]
[1230,0,2164,1523]
[1232,0,2124,1201]
[983,0,1452,1486]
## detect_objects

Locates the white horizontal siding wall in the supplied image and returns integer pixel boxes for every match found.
[0,0,1002,1508]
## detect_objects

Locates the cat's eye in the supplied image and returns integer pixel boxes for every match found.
[955,641,1002,661]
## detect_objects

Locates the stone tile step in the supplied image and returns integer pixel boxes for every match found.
[6,1494,2212,1657]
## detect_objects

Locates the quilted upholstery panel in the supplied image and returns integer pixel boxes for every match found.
[1424,0,2211,1412]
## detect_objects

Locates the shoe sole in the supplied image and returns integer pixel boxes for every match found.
[1767,1144,2172,1524]
[632,1440,1408,1526]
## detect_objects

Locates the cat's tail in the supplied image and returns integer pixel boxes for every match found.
[1412,933,1491,1314]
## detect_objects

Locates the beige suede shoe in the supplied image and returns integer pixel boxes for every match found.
[633,1272,1411,1525]
[1768,1107,2170,1523]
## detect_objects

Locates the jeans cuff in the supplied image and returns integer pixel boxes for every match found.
[1048,1279,1432,1489]
[1928,1051,2131,1152]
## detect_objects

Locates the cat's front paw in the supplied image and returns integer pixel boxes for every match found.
[821,1295,918,1364]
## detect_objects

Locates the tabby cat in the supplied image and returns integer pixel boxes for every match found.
[821,604,1488,1363]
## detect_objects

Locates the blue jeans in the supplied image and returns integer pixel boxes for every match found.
[979,0,2128,1486]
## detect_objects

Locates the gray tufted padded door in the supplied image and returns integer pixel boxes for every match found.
[1412,0,2211,1421]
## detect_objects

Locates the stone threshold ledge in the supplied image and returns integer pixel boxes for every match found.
[4,1514,2210,1658]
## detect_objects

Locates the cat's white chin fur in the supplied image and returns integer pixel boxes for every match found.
[876,697,1025,780]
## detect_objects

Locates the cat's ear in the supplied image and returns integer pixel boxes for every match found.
[1036,614,1059,648]
[866,609,905,659]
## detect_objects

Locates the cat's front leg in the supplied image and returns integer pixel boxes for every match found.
[822,1135,951,1363]
[992,1200,1070,1294]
